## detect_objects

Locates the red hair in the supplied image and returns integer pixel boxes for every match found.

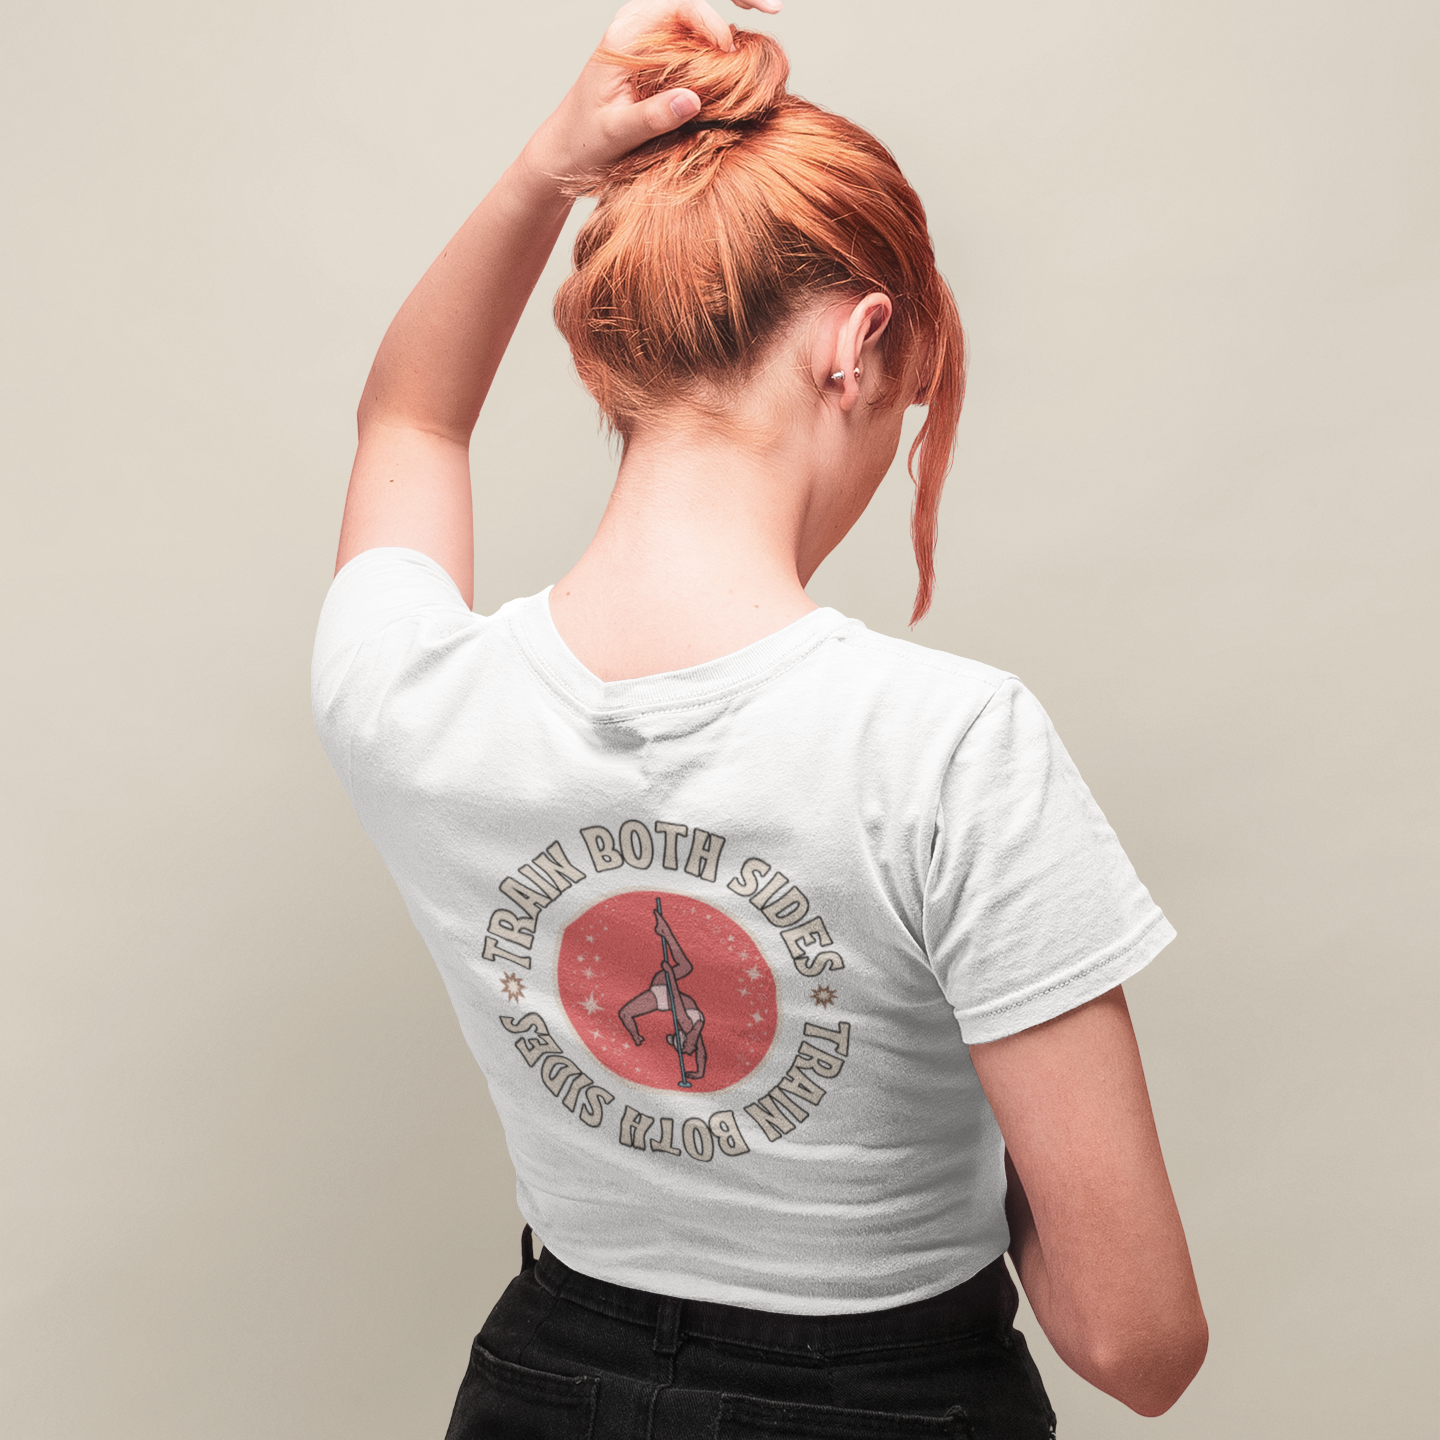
[554,20,965,623]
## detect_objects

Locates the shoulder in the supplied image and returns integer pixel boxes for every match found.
[817,619,1019,734]
[311,548,526,768]
[763,618,1043,813]
[836,624,1013,692]
[311,547,539,692]
[315,547,482,667]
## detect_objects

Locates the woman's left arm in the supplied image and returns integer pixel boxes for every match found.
[969,985,1208,1416]
[334,0,778,604]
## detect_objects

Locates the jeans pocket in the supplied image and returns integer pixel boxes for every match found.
[443,1338,598,1440]
[716,1392,971,1439]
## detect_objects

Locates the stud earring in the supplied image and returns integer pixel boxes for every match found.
[829,371,845,382]
[854,367,862,380]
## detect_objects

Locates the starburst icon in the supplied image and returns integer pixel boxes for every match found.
[810,982,838,1009]
[500,972,526,1003]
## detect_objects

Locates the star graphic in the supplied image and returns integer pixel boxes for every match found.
[745,966,761,981]
[810,983,838,1009]
[581,991,601,1015]
[582,965,596,979]
[751,1011,764,1024]
[500,972,526,1003]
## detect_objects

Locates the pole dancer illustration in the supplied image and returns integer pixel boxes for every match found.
[618,898,707,1086]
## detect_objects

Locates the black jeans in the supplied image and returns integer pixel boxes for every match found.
[444,1229,1056,1439]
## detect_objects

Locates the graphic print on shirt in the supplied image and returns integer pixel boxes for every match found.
[484,819,852,1163]
[620,898,709,1085]
[558,892,778,1094]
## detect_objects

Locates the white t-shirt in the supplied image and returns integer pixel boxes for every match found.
[312,547,1175,1314]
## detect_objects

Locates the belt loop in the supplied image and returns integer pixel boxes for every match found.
[653,1295,682,1356]
[520,1224,536,1272]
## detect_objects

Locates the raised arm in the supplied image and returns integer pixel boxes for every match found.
[969,986,1208,1416]
[333,0,780,604]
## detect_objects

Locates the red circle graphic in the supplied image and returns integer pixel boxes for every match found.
[558,891,778,1094]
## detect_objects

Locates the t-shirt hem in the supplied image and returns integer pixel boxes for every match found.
[955,913,1177,1045]
[534,1238,1012,1317]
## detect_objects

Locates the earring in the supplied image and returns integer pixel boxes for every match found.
[829,371,845,382]
[854,367,862,380]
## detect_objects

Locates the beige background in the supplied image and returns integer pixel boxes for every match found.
[2,0,1435,1435]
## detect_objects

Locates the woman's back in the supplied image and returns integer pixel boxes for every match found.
[316,547,1171,1310]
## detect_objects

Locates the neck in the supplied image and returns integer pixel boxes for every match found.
[549,421,821,681]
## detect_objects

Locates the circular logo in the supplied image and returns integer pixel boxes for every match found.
[557,891,778,1094]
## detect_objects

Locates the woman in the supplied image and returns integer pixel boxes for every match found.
[313,2,1208,1434]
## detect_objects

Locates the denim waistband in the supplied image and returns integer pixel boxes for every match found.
[531,1245,1018,1359]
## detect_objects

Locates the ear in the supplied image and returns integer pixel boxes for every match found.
[830,294,893,412]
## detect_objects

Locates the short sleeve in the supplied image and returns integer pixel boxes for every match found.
[310,547,472,794]
[923,678,1175,1044]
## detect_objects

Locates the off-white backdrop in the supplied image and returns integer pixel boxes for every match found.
[2,1,1434,1436]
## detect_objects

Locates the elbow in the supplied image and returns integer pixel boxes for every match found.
[355,385,388,439]
[1082,1310,1209,1417]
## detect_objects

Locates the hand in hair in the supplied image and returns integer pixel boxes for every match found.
[521,0,782,191]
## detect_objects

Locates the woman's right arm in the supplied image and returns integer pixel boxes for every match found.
[969,985,1208,1416]
[333,0,780,604]
[332,159,574,607]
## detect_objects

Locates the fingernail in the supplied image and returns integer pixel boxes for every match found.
[670,92,700,121]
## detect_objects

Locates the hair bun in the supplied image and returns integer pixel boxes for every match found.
[608,19,789,128]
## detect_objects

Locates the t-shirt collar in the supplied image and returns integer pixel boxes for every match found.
[508,588,850,721]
